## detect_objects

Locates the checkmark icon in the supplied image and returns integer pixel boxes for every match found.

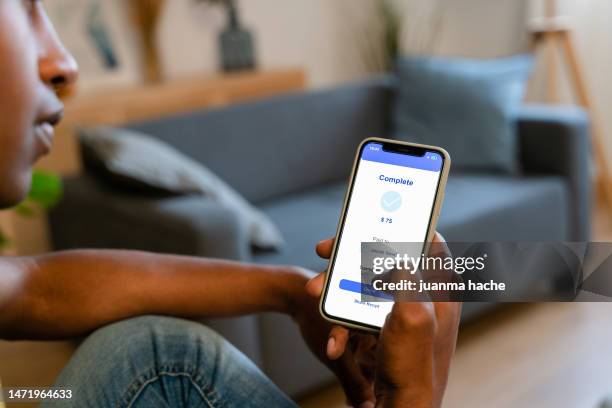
[381,191,402,212]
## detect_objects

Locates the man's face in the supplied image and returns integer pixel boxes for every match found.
[0,0,78,208]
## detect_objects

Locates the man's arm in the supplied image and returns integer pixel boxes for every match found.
[0,250,310,340]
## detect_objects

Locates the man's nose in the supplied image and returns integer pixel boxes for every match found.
[40,50,79,91]
[38,13,79,93]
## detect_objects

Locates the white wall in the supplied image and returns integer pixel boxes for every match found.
[435,0,529,57]
[157,0,373,88]
[157,0,530,87]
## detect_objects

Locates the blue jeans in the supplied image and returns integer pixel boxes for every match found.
[43,316,297,408]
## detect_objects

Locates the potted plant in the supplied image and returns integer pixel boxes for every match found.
[0,171,63,254]
[197,0,257,72]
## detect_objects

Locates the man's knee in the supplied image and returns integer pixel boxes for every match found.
[50,316,230,407]
[83,316,228,373]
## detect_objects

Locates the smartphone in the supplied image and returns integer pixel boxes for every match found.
[320,138,450,331]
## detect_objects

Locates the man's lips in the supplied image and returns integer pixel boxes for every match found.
[34,122,55,154]
[34,109,64,156]
[38,109,64,127]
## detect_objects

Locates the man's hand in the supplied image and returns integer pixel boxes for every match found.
[287,266,376,408]
[307,234,461,408]
[375,301,460,408]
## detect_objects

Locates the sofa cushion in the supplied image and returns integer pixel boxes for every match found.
[79,126,284,250]
[438,175,569,242]
[392,55,533,173]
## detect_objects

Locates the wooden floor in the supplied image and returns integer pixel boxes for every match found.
[300,302,612,408]
[301,206,612,408]
[446,302,612,408]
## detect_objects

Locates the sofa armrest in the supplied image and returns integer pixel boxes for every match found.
[49,176,251,261]
[517,104,592,240]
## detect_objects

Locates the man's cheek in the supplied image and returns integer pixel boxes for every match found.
[0,154,32,208]
[0,17,39,155]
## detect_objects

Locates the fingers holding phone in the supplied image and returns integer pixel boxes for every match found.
[310,234,460,408]
[375,301,460,408]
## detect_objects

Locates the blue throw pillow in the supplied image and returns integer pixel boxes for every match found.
[392,55,533,173]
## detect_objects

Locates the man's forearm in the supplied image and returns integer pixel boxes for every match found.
[0,250,312,340]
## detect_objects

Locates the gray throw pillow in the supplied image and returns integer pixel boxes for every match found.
[392,54,534,173]
[80,127,285,250]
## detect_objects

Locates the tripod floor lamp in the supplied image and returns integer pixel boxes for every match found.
[530,0,612,215]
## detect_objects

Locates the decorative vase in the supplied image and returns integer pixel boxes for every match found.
[219,1,256,72]
[129,0,166,82]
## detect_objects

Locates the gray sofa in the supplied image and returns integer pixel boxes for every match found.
[49,76,591,397]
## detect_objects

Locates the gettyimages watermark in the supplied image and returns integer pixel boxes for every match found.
[355,241,612,302]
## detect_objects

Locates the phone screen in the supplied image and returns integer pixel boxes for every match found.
[322,141,446,329]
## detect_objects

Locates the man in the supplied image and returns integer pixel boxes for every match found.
[0,1,461,407]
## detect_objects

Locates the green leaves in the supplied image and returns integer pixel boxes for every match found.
[27,170,63,209]
[14,170,63,218]
[0,170,63,250]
